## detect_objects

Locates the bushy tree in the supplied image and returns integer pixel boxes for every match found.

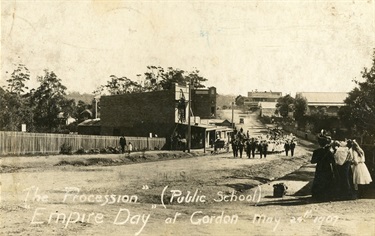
[339,50,375,139]
[145,66,207,90]
[235,95,245,106]
[276,94,295,118]
[95,66,208,95]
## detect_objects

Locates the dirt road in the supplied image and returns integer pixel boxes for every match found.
[1,147,374,236]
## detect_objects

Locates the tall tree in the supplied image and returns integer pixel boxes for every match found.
[293,94,308,127]
[184,69,207,89]
[32,70,69,132]
[0,64,33,131]
[143,66,165,91]
[95,75,143,95]
[5,64,30,94]
[143,66,207,91]
[157,67,185,90]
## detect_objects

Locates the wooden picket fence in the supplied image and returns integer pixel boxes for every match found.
[0,131,166,156]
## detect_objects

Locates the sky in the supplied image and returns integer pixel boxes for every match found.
[1,0,374,96]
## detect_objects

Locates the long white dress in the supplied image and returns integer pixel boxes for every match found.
[350,149,372,185]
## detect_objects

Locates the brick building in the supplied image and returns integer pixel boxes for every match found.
[191,87,217,118]
[100,84,221,149]
[101,85,188,137]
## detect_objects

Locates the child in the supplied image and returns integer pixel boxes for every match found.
[349,140,372,192]
[128,142,133,154]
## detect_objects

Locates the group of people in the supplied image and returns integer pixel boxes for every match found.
[119,135,133,154]
[230,128,298,159]
[311,131,373,201]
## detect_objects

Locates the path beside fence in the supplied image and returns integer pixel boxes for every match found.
[0,131,166,156]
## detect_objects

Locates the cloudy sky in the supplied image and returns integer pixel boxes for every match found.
[1,0,374,96]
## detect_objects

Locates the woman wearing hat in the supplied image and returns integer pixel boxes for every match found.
[311,132,337,201]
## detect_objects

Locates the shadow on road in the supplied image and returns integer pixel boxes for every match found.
[224,183,257,192]
[256,196,315,206]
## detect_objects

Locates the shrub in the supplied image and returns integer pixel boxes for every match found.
[75,147,87,154]
[60,143,72,155]
[89,148,100,154]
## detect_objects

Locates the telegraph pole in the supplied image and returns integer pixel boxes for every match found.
[187,81,192,153]
[231,101,234,129]
[95,98,98,119]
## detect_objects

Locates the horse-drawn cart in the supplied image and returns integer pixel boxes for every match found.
[213,139,229,153]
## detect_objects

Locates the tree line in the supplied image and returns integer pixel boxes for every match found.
[0,65,207,133]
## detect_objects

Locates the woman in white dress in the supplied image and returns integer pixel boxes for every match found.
[350,140,372,191]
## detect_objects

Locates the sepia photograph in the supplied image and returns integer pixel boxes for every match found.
[1,0,374,235]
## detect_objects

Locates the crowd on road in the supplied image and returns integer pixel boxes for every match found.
[311,130,373,201]
[227,127,298,159]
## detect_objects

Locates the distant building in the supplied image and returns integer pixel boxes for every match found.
[80,109,93,121]
[57,112,76,125]
[77,119,101,135]
[296,92,347,116]
[244,91,282,109]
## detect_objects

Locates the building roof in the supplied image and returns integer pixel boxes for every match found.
[248,91,282,98]
[297,92,347,105]
[80,109,93,116]
[178,123,233,132]
[78,118,101,127]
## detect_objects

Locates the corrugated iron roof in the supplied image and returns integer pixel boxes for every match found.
[78,119,101,127]
[297,92,347,104]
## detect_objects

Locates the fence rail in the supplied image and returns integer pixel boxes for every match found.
[0,131,166,156]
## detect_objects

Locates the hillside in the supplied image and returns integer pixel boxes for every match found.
[216,94,236,108]
[66,91,95,104]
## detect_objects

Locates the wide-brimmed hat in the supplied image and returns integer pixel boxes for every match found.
[317,134,331,147]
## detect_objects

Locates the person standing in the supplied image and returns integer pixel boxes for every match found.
[311,134,336,201]
[119,135,127,154]
[250,138,257,158]
[245,139,251,158]
[128,142,133,154]
[332,140,354,199]
[258,141,264,159]
[179,136,187,152]
[290,140,296,157]
[231,129,238,158]
[284,140,290,156]
[350,140,372,197]
[262,141,269,158]
[237,128,246,158]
